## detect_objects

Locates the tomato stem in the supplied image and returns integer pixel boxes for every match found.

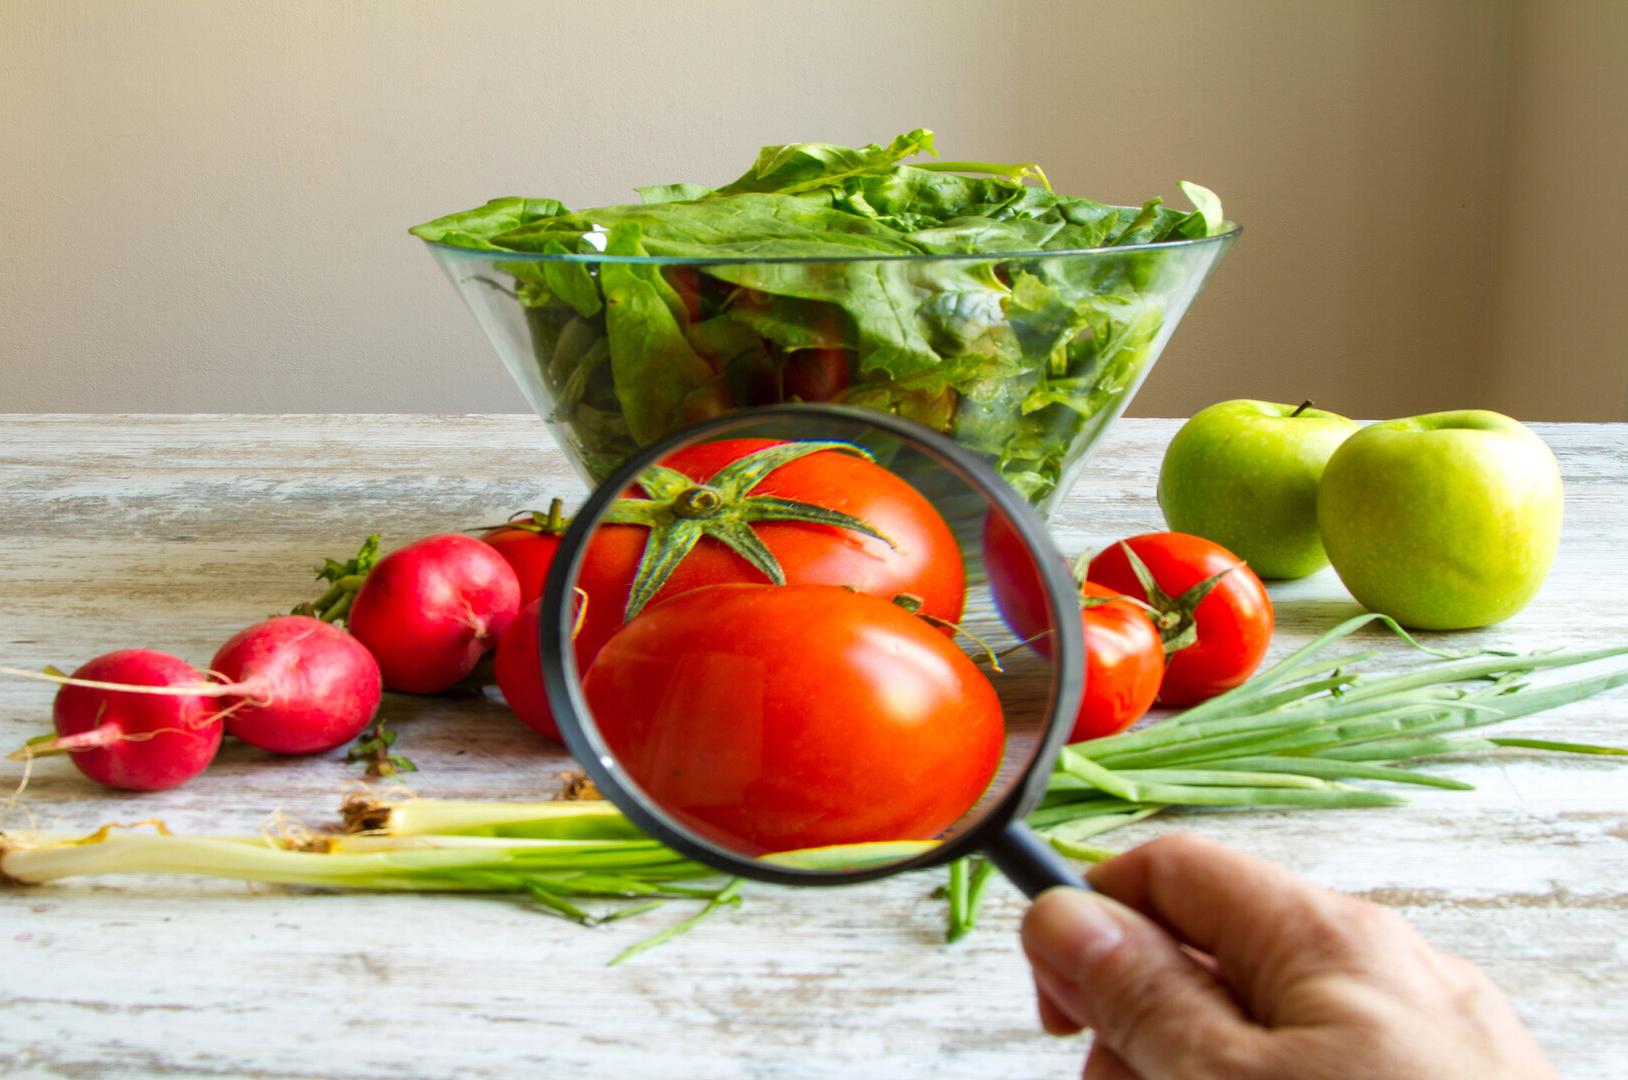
[1112,542,1240,655]
[600,441,897,622]
[672,487,724,519]
[892,593,1006,673]
[469,498,573,535]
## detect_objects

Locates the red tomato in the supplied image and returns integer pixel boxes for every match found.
[784,347,851,402]
[482,526,562,607]
[494,598,557,740]
[1087,532,1273,706]
[583,584,1003,855]
[677,380,734,427]
[982,509,1051,650]
[981,513,1162,739]
[1071,582,1164,740]
[573,438,966,669]
[666,267,704,323]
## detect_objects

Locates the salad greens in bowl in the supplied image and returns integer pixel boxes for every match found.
[413,129,1237,513]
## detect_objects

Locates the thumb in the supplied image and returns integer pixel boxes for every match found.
[1021,887,1263,1077]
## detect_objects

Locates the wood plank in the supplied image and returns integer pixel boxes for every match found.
[2,416,1625,1078]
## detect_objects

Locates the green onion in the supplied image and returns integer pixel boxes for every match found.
[945,614,1628,941]
[610,879,743,966]
[0,802,735,963]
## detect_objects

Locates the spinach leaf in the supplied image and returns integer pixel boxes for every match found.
[636,182,712,205]
[714,129,936,197]
[409,197,566,249]
[597,223,715,444]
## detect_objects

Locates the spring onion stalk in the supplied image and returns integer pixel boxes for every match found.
[945,614,1628,939]
[0,801,926,959]
[609,879,744,966]
[340,795,643,840]
[0,831,710,890]
[0,803,737,962]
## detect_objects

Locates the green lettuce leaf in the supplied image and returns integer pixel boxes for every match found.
[597,223,715,444]
[408,130,1230,503]
[409,197,566,249]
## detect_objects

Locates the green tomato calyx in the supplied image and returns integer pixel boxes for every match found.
[1114,542,1240,655]
[672,487,724,519]
[471,497,571,536]
[600,440,897,621]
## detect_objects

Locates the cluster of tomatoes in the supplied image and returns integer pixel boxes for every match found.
[475,438,1275,854]
[984,515,1275,742]
[482,438,993,855]
[1069,532,1273,736]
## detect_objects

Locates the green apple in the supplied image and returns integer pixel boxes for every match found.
[1158,399,1360,579]
[1317,410,1562,630]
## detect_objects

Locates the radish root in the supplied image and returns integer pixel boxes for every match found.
[1,753,40,834]
[9,722,216,761]
[0,664,264,702]
[456,596,491,639]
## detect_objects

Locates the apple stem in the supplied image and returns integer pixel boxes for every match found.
[1290,399,1314,418]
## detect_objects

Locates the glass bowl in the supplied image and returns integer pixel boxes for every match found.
[423,226,1236,516]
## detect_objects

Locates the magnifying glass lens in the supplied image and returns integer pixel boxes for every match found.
[542,408,1083,885]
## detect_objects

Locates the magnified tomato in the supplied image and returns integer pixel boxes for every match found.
[583,584,1003,856]
[571,438,965,668]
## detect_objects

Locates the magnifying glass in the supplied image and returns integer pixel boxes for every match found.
[539,405,1087,897]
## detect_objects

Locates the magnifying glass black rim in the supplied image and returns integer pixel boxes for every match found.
[539,403,1086,887]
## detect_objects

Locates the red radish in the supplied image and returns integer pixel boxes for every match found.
[347,534,521,694]
[494,599,557,740]
[210,616,382,754]
[32,650,222,791]
[481,499,568,606]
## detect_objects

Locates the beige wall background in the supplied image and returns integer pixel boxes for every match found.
[2,0,1624,420]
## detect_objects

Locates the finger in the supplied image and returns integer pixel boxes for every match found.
[1085,833,1415,1015]
[1082,1041,1141,1080]
[1181,943,1222,979]
[1086,833,1327,952]
[1022,886,1261,1077]
[1034,970,1085,1036]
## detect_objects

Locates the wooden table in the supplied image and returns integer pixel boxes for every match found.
[2,416,1625,1078]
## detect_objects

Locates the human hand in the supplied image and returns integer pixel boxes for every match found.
[1020,834,1556,1079]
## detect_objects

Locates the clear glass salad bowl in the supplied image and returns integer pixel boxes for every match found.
[424,228,1236,515]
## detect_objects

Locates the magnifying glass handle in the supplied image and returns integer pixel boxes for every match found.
[986,821,1092,898]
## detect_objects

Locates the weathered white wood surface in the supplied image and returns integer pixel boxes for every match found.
[0,415,1624,1079]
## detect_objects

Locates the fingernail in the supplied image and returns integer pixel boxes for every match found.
[1024,888,1128,976]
